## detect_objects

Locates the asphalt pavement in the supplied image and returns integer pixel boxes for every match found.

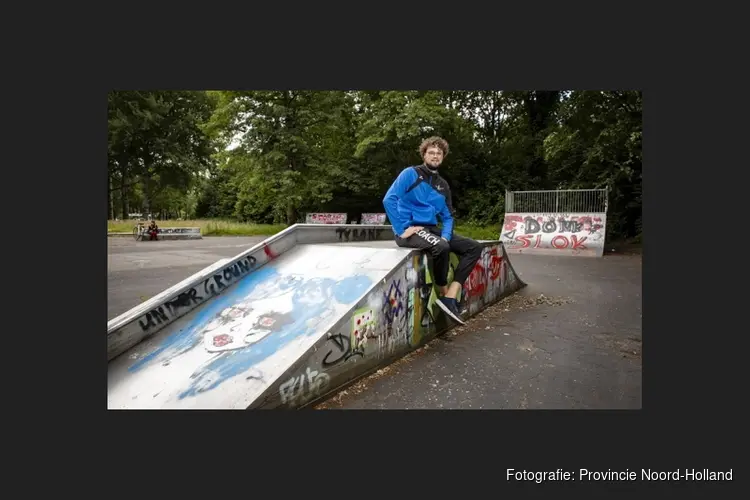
[107,236,266,320]
[315,252,642,409]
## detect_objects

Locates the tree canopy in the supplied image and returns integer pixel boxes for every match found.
[108,90,642,240]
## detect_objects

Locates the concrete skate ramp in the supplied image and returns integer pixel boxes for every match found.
[107,224,525,409]
[501,212,607,257]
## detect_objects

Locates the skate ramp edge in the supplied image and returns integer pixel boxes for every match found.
[500,212,607,257]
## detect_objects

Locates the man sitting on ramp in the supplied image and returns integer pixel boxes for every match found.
[382,136,483,325]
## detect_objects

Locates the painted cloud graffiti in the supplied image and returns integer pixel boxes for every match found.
[128,263,372,400]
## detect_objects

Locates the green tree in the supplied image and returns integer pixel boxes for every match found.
[108,91,216,218]
[205,91,357,224]
[193,90,641,241]
[544,90,642,238]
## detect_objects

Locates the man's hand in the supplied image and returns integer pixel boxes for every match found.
[400,226,423,238]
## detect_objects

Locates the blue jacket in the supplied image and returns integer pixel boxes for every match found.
[382,164,455,240]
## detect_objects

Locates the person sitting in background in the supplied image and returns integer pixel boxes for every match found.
[147,220,159,241]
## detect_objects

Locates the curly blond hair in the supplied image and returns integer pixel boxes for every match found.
[418,136,449,158]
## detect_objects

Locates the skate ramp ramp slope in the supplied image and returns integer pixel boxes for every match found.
[107,224,525,409]
[501,212,607,257]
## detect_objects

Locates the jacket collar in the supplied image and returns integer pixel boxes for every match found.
[416,163,440,179]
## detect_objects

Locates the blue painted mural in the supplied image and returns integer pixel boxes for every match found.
[128,263,373,399]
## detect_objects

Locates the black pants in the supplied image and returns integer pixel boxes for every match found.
[396,226,483,287]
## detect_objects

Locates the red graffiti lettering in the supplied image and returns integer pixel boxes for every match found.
[516,235,533,248]
[550,235,588,250]
[263,244,277,260]
[551,235,569,249]
[464,263,487,298]
[571,235,587,249]
[534,234,542,248]
[574,216,603,234]
[504,215,523,231]
[489,249,502,281]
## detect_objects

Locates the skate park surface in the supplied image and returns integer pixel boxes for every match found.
[316,251,641,409]
[107,227,641,410]
[108,236,267,320]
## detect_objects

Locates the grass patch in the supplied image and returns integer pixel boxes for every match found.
[107,219,501,240]
[453,223,501,240]
[202,221,288,236]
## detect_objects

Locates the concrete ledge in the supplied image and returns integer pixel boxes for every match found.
[158,227,201,235]
[147,232,202,240]
[108,231,202,240]
[110,226,204,241]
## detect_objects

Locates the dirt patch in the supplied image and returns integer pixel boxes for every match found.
[315,343,437,409]
[617,338,642,360]
[592,332,642,360]
[447,293,574,338]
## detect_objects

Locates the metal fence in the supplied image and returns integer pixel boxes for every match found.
[505,189,608,214]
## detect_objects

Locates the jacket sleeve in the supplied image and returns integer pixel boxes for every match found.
[383,168,415,237]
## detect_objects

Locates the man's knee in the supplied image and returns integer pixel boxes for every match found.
[470,241,483,258]
[459,240,483,263]
[431,239,450,256]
